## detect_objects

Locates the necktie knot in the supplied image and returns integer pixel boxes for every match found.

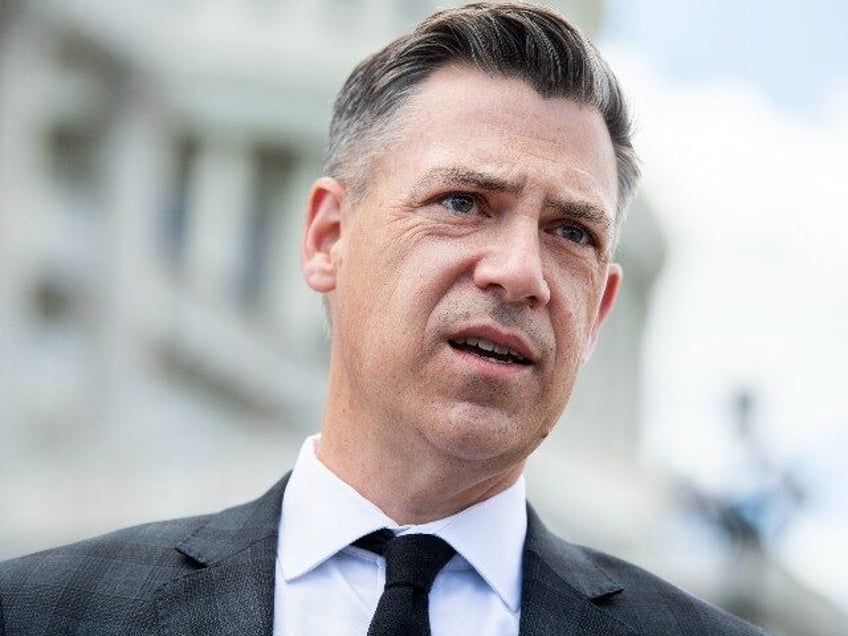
[383,534,456,592]
[353,529,456,636]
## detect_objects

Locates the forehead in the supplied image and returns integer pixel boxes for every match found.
[372,66,619,218]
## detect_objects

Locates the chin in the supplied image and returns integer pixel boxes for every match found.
[423,402,544,465]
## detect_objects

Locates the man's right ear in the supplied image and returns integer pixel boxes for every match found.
[301,177,347,293]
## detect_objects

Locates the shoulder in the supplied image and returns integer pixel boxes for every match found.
[0,511,213,582]
[525,508,769,635]
[0,476,288,635]
[584,544,768,635]
[0,514,212,634]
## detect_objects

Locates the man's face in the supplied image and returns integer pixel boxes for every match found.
[303,66,621,477]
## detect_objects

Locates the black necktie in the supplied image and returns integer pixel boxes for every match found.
[353,529,456,636]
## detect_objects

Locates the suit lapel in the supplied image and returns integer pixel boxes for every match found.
[152,476,638,635]
[155,474,291,636]
[519,506,638,636]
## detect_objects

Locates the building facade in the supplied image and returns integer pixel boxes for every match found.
[1,1,843,633]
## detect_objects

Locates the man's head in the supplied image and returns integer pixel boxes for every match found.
[325,1,639,224]
[301,3,637,520]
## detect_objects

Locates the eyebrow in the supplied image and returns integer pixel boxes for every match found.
[413,167,524,197]
[412,166,614,230]
[544,198,613,232]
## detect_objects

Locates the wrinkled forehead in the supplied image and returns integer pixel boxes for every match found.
[362,67,619,219]
[345,62,592,175]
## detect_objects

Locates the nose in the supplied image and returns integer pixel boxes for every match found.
[473,219,551,307]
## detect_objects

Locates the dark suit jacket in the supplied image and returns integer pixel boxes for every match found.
[0,474,768,635]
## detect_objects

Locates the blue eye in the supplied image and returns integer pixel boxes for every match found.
[552,225,592,246]
[439,193,477,215]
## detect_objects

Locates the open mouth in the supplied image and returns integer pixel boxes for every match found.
[448,337,531,365]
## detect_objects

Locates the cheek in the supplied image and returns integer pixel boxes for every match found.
[400,237,476,301]
[549,279,600,355]
[339,239,450,343]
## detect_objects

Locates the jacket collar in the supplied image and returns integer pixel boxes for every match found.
[155,474,636,636]
[174,474,289,567]
[519,505,637,635]
[155,474,290,636]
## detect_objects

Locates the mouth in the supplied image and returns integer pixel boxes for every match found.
[448,336,532,366]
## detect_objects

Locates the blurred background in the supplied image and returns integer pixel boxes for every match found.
[1,0,846,633]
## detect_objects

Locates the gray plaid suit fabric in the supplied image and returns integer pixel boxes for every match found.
[0,474,768,635]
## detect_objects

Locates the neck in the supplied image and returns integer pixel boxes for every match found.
[316,418,524,525]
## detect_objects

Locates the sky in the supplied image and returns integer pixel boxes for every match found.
[599,0,848,611]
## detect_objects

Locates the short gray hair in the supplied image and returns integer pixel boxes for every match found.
[324,2,640,224]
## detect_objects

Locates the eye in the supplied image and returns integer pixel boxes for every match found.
[438,192,479,215]
[550,224,593,246]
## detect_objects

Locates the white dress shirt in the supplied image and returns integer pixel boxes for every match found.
[273,435,526,635]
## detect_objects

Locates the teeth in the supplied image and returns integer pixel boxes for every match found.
[456,337,527,361]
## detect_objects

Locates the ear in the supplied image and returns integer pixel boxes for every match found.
[301,177,347,293]
[581,263,622,363]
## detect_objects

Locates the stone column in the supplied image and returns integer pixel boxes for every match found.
[98,73,174,431]
[183,135,254,308]
[0,5,53,441]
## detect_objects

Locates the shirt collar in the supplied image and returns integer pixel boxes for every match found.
[278,434,526,612]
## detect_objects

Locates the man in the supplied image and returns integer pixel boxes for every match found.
[0,3,768,635]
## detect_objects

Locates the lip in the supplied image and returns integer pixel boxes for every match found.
[446,323,540,364]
